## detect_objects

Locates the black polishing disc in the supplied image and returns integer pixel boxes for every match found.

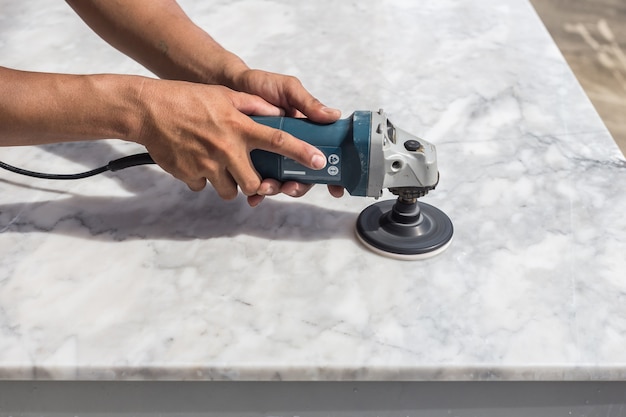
[355,199,453,260]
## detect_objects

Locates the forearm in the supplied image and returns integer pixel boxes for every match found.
[0,66,141,146]
[65,0,249,88]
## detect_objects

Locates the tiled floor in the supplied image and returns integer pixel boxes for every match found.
[530,0,626,154]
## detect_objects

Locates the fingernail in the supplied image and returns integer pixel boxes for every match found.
[248,195,265,207]
[259,184,274,195]
[311,154,326,170]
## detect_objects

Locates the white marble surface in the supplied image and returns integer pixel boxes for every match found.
[1,0,625,381]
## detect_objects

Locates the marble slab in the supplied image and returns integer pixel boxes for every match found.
[1,0,625,381]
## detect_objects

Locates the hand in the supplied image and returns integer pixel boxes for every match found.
[133,79,328,202]
[233,69,345,206]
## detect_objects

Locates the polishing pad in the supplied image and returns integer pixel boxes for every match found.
[355,199,453,260]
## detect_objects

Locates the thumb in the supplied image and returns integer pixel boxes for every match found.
[292,94,341,124]
[281,79,341,123]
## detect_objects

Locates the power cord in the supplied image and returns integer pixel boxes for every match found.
[0,153,155,180]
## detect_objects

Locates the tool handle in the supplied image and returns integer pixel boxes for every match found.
[250,115,369,195]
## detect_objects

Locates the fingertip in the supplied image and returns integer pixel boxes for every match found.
[281,182,313,197]
[256,125,326,172]
[187,178,207,192]
[258,179,281,196]
[247,194,265,207]
[311,154,327,170]
[328,185,345,198]
[281,182,298,197]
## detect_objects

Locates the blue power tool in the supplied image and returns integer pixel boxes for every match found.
[250,109,438,198]
[255,109,453,260]
[0,109,453,259]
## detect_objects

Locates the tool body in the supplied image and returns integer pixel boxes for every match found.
[250,113,370,196]
[251,109,453,260]
[251,110,439,199]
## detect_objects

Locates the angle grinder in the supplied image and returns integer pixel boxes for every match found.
[0,109,453,260]
[250,109,453,260]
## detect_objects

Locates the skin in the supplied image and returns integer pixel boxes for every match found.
[0,0,345,206]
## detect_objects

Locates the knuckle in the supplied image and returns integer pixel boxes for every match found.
[308,96,323,108]
[285,75,302,88]
[200,160,220,178]
[224,113,245,130]
[269,129,287,149]
[240,177,261,196]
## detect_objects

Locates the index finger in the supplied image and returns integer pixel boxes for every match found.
[246,120,327,171]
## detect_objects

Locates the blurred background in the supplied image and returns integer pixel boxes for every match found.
[530,0,626,154]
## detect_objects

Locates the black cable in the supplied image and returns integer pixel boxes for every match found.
[0,152,156,180]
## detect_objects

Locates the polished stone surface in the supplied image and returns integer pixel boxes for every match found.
[1,0,625,381]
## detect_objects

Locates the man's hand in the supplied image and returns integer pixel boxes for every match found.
[134,79,329,202]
